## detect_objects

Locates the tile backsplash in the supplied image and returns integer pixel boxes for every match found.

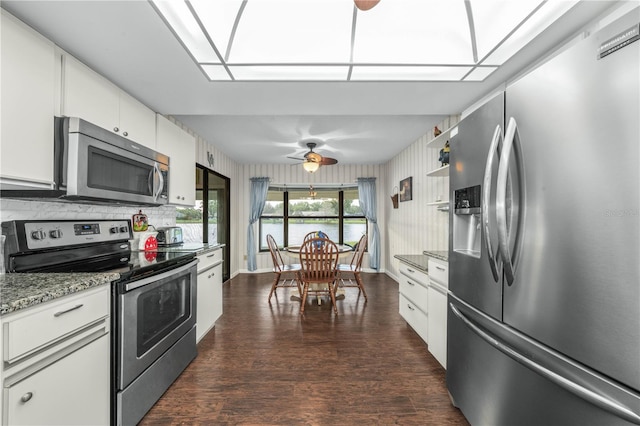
[0,198,177,228]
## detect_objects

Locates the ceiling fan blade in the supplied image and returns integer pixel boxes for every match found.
[320,157,338,165]
[286,156,306,161]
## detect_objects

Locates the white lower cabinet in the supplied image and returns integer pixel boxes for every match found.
[398,262,429,345]
[1,286,110,426]
[4,334,110,426]
[427,259,449,369]
[196,249,224,342]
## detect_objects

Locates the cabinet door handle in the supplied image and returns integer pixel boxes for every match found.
[21,392,33,403]
[113,127,119,132]
[407,281,416,286]
[123,131,128,137]
[207,253,216,258]
[407,268,415,273]
[407,304,415,311]
[53,304,83,317]
[435,266,445,271]
[208,273,215,279]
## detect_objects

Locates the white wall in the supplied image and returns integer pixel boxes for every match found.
[384,115,460,281]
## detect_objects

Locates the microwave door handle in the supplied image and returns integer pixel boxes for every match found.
[147,168,154,196]
[153,162,164,202]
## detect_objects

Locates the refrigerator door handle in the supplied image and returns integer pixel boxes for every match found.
[496,117,524,285]
[482,125,502,282]
[450,302,640,425]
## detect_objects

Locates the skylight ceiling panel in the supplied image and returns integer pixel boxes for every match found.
[190,0,246,60]
[353,0,473,65]
[350,65,471,81]
[228,0,353,63]
[482,0,579,65]
[471,0,542,64]
[152,0,221,63]
[228,65,349,80]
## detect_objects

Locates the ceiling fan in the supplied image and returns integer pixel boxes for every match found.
[288,142,338,173]
[354,0,380,11]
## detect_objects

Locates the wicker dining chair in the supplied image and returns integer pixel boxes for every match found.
[266,234,302,302]
[337,234,368,300]
[298,237,340,314]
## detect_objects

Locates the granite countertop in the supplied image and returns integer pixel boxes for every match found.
[394,254,430,273]
[423,250,449,262]
[0,272,119,316]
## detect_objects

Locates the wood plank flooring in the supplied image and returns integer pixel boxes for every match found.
[140,272,470,425]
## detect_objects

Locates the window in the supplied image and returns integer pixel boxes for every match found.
[259,186,366,250]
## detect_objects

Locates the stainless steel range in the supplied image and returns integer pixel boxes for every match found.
[2,219,198,426]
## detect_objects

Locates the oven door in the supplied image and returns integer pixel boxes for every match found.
[65,131,168,205]
[117,259,197,389]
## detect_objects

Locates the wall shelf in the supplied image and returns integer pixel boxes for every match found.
[426,165,450,177]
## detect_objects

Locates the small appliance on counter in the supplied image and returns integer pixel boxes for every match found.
[156,226,183,247]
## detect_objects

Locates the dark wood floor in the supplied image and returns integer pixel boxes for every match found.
[140,272,470,425]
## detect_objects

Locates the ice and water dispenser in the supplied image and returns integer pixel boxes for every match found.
[453,185,481,258]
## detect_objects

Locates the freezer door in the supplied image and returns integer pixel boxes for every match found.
[447,294,640,425]
[449,92,504,320]
[503,12,640,392]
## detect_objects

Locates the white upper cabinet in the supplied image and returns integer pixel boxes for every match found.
[156,114,196,206]
[0,10,56,189]
[62,54,156,149]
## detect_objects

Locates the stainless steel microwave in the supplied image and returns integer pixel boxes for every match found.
[54,117,169,205]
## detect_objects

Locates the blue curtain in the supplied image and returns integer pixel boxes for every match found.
[247,177,270,271]
[357,177,380,270]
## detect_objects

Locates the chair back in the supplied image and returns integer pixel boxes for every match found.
[266,234,285,272]
[299,237,339,283]
[350,234,368,271]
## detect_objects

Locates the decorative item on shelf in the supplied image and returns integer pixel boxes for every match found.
[438,140,450,166]
[132,210,148,232]
[391,186,399,209]
[399,177,413,202]
[434,126,442,137]
[308,185,317,199]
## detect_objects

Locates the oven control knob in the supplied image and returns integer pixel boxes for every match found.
[119,226,128,233]
[49,229,63,239]
[31,230,46,240]
[110,227,119,234]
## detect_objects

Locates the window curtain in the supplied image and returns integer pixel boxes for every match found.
[247,177,270,271]
[357,177,380,270]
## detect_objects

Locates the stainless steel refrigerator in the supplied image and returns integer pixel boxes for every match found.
[447,7,640,425]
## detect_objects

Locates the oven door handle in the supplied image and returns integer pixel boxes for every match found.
[124,259,198,292]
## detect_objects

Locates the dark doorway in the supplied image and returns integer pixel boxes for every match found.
[177,165,230,282]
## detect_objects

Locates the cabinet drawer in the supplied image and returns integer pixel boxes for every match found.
[398,276,428,314]
[428,259,448,287]
[399,262,428,286]
[399,293,428,344]
[197,248,223,273]
[3,286,109,363]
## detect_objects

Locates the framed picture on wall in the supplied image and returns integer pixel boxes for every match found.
[399,177,412,202]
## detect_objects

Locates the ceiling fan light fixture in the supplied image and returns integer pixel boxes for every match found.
[302,161,320,173]
[306,152,322,162]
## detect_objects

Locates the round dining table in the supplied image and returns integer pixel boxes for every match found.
[283,244,353,303]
